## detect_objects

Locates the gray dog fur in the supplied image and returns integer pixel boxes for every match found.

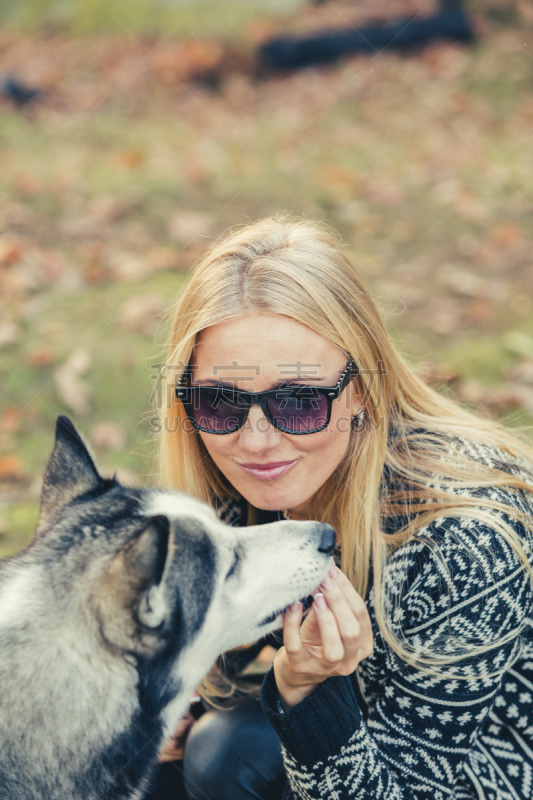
[0,416,334,800]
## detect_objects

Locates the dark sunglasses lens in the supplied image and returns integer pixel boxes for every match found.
[267,388,329,432]
[191,388,247,433]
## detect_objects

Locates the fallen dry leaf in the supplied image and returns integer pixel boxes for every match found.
[86,193,144,227]
[114,148,145,170]
[0,321,21,348]
[0,454,24,481]
[90,421,126,452]
[0,408,21,435]
[153,40,225,84]
[167,211,213,243]
[415,361,459,387]
[462,297,495,326]
[54,348,92,416]
[27,346,54,367]
[489,222,524,250]
[119,294,165,336]
[456,380,525,415]
[502,359,533,385]
[0,239,23,267]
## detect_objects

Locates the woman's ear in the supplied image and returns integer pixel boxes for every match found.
[348,385,365,417]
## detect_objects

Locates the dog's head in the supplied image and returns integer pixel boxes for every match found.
[32,416,334,712]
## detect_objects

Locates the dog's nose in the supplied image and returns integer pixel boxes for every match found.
[318,524,336,555]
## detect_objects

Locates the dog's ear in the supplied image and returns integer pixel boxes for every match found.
[124,515,173,629]
[36,415,102,535]
[98,516,173,648]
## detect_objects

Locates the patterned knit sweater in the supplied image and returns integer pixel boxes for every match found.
[226,436,533,800]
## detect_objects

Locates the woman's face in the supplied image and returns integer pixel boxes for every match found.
[191,313,362,516]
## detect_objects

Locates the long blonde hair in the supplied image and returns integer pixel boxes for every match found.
[159,214,533,675]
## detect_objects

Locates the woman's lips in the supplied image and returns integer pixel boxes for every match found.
[238,460,298,480]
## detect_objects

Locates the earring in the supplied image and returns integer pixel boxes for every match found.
[351,409,365,430]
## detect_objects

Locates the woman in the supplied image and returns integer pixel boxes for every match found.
[149,215,533,800]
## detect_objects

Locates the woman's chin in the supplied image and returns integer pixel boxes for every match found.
[244,485,310,514]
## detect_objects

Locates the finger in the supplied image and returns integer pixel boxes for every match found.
[283,601,304,656]
[313,593,345,664]
[330,565,368,615]
[326,567,374,660]
[318,575,361,648]
[299,599,321,638]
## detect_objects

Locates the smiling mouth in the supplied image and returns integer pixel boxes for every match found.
[239,460,298,481]
[259,593,316,627]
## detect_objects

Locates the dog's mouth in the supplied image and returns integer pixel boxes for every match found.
[258,592,317,628]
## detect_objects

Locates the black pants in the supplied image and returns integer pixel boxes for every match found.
[146,696,287,800]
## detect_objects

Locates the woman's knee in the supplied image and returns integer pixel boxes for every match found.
[183,697,284,800]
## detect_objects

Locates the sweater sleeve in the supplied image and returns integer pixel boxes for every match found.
[260,517,533,800]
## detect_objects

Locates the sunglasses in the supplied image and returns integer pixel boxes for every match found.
[175,358,358,435]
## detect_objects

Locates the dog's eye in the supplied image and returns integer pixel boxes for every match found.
[225,551,239,581]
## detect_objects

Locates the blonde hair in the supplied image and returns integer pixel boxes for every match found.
[159,214,533,676]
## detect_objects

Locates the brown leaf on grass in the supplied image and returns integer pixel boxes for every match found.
[0,247,70,299]
[0,239,23,267]
[115,148,145,170]
[153,40,225,84]
[456,380,524,414]
[0,203,37,233]
[437,267,487,299]
[0,454,24,481]
[505,386,533,416]
[119,295,165,336]
[415,361,459,387]
[54,349,92,416]
[82,243,110,284]
[502,359,533,386]
[318,166,359,197]
[488,222,524,251]
[0,321,21,349]
[168,211,213,243]
[27,346,54,367]
[90,422,126,452]
[517,0,533,24]
[112,247,186,280]
[423,304,459,336]
[363,175,404,207]
[462,297,495,326]
[181,160,209,187]
[455,193,490,223]
[1,408,21,435]
[86,193,144,227]
[145,247,188,272]
[244,19,281,45]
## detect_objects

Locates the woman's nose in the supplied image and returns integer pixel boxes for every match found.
[238,405,283,450]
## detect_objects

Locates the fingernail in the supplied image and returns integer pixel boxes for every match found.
[320,576,333,592]
[288,601,300,613]
[314,592,327,610]
[328,564,337,579]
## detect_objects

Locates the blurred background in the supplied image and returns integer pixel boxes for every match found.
[1,0,532,557]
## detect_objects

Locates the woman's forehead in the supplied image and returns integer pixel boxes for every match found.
[192,314,346,382]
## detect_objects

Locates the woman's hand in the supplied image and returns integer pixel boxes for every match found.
[158,708,196,762]
[273,564,373,709]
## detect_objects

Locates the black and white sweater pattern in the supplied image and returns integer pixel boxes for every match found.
[249,437,533,800]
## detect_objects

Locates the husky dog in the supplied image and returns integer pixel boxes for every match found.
[0,416,334,800]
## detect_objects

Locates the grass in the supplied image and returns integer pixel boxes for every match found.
[1,2,533,555]
[0,0,306,38]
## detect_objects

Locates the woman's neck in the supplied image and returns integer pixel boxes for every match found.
[282,508,309,521]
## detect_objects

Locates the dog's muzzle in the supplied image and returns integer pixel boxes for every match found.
[318,524,336,555]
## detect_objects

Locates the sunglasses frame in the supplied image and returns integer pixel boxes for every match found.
[175,358,359,435]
